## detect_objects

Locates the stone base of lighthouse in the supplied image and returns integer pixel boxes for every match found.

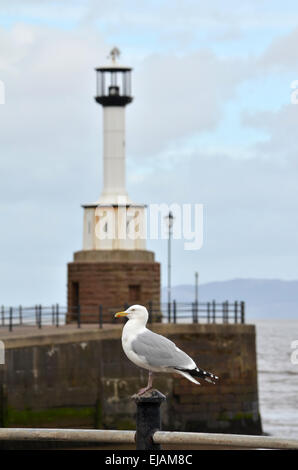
[67,250,160,323]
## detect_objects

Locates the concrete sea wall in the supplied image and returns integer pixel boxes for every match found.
[0,323,262,434]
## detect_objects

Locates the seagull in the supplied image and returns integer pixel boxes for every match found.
[115,304,219,396]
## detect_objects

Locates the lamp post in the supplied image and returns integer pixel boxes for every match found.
[194,271,199,323]
[195,271,199,301]
[165,211,174,322]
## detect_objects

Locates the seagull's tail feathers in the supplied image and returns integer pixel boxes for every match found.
[175,369,201,385]
[175,367,219,385]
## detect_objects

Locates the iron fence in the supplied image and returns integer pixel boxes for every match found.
[0,300,245,332]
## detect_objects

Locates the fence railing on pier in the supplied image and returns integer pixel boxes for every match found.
[0,389,297,450]
[0,300,245,332]
[0,427,297,450]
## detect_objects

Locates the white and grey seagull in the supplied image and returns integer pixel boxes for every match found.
[115,304,219,396]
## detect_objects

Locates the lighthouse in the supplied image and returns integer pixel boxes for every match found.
[95,47,132,204]
[82,48,146,251]
[67,49,160,322]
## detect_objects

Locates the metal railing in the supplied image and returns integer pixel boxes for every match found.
[0,374,294,451]
[163,300,245,324]
[0,428,297,450]
[0,301,245,332]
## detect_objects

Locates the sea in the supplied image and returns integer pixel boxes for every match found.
[255,318,298,438]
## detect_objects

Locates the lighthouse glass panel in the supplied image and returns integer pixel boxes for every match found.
[96,70,131,98]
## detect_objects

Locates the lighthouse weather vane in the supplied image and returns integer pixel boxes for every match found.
[108,47,121,64]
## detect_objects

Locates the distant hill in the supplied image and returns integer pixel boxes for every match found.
[161,279,298,319]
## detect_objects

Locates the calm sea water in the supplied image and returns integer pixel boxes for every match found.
[255,319,298,438]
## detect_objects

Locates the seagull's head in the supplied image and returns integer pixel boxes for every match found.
[114,304,149,323]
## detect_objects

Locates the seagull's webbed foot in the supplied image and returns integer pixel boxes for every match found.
[136,385,153,396]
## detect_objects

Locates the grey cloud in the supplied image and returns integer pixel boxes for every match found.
[127,51,250,158]
[242,104,298,162]
[257,27,298,69]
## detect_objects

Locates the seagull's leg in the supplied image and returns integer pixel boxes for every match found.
[136,371,153,396]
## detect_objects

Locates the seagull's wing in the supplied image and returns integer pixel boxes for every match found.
[131,329,196,370]
[131,329,219,385]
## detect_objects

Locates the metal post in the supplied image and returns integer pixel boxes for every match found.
[194,271,199,304]
[193,301,198,324]
[241,301,245,324]
[194,271,199,323]
[134,389,166,450]
[173,299,177,324]
[38,305,42,329]
[192,302,197,324]
[56,304,59,328]
[234,301,238,324]
[225,301,229,324]
[167,302,171,323]
[19,305,23,325]
[222,302,226,324]
[9,307,13,332]
[165,211,174,324]
[1,305,4,326]
[212,300,216,323]
[207,302,210,323]
[167,216,172,310]
[51,305,55,326]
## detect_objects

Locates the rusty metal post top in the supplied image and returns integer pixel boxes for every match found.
[132,389,166,403]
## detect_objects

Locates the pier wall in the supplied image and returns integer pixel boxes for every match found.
[0,323,262,434]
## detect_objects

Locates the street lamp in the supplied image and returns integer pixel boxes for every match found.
[195,271,199,305]
[194,271,199,323]
[165,211,174,322]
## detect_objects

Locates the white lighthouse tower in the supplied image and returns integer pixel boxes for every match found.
[68,49,160,322]
[82,48,146,251]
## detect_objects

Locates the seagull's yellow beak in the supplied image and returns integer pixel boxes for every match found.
[114,311,128,318]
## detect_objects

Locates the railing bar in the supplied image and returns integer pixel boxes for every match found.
[0,428,135,444]
[0,428,296,450]
[153,431,298,450]
[0,302,246,327]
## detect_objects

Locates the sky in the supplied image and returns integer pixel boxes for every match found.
[0,0,298,305]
